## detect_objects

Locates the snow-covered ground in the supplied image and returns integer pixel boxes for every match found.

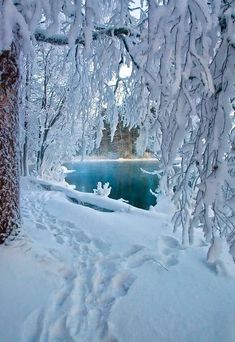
[1,178,235,342]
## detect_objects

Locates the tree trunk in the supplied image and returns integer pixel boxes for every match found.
[0,43,20,243]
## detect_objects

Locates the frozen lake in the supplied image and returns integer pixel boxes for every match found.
[64,160,160,209]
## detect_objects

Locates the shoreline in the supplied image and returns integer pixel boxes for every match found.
[66,157,158,163]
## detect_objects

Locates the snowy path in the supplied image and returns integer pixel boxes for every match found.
[20,190,182,342]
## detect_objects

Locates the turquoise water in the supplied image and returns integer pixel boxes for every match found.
[65,160,160,210]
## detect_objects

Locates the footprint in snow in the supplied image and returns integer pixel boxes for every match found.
[158,235,182,268]
[165,255,179,267]
[161,235,181,249]
[92,238,111,254]
[123,244,145,258]
[122,237,182,271]
[55,235,64,244]
[36,222,46,230]
[73,230,91,243]
[109,270,136,297]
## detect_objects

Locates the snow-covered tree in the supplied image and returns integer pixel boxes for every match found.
[0,41,20,243]
[122,0,235,245]
[0,0,131,241]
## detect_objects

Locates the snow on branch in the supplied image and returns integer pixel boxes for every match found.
[93,182,111,197]
[34,27,131,47]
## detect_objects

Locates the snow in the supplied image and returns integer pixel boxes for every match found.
[70,157,157,162]
[93,182,112,197]
[207,236,235,277]
[0,244,58,342]
[0,177,235,342]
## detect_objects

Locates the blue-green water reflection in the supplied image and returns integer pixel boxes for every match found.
[65,160,160,210]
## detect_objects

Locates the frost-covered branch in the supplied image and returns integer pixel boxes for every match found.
[34,27,131,46]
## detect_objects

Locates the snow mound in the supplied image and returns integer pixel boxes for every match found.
[207,237,235,277]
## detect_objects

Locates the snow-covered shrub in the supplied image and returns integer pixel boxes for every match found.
[93,182,111,197]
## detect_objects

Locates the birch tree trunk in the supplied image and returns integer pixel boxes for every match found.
[0,42,20,243]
